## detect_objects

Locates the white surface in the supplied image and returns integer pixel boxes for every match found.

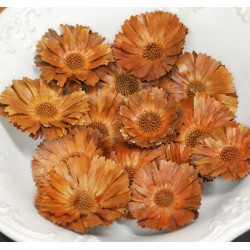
[0,7,250,242]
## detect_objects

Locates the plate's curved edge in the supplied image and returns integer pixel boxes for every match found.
[201,184,250,241]
[0,202,100,242]
[1,188,250,242]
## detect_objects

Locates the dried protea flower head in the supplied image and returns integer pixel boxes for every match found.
[165,142,192,165]
[164,142,206,188]
[35,155,130,233]
[176,92,235,148]
[0,77,89,139]
[113,11,188,81]
[95,62,142,97]
[129,160,201,230]
[113,143,165,220]
[161,52,238,113]
[192,123,250,180]
[86,84,124,143]
[118,87,182,148]
[35,25,114,87]
[32,127,115,186]
[114,143,165,187]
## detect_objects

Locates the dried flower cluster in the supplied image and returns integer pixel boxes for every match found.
[0,11,249,234]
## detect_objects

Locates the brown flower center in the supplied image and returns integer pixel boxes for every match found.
[88,122,109,136]
[124,166,137,186]
[73,191,95,211]
[154,189,174,208]
[138,111,162,133]
[65,52,84,70]
[143,43,164,61]
[220,146,239,162]
[186,80,206,97]
[185,127,207,148]
[35,102,57,118]
[115,74,139,96]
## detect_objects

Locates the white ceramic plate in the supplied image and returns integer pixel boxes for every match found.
[0,7,250,242]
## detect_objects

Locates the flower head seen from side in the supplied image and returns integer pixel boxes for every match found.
[129,160,201,230]
[176,92,235,148]
[165,142,206,188]
[95,62,142,97]
[32,127,114,186]
[113,11,188,81]
[163,52,238,113]
[113,143,165,219]
[114,143,165,187]
[35,25,114,87]
[35,155,130,233]
[0,78,89,139]
[86,85,124,143]
[118,87,182,148]
[192,123,250,180]
[165,142,192,165]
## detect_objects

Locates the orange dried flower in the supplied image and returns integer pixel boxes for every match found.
[165,142,192,164]
[176,92,235,148]
[0,104,7,117]
[114,143,165,219]
[113,11,188,81]
[192,123,250,180]
[32,127,114,186]
[35,25,113,87]
[129,160,201,230]
[95,62,142,97]
[86,85,124,143]
[165,142,206,188]
[35,155,130,233]
[163,52,238,113]
[0,78,89,139]
[118,87,182,148]
[114,143,165,186]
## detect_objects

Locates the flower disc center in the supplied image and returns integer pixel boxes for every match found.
[36,102,57,118]
[65,52,84,70]
[185,127,207,148]
[143,43,164,61]
[154,189,174,208]
[186,80,206,97]
[115,74,139,96]
[73,191,95,211]
[220,146,239,162]
[138,111,162,133]
[88,122,109,136]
